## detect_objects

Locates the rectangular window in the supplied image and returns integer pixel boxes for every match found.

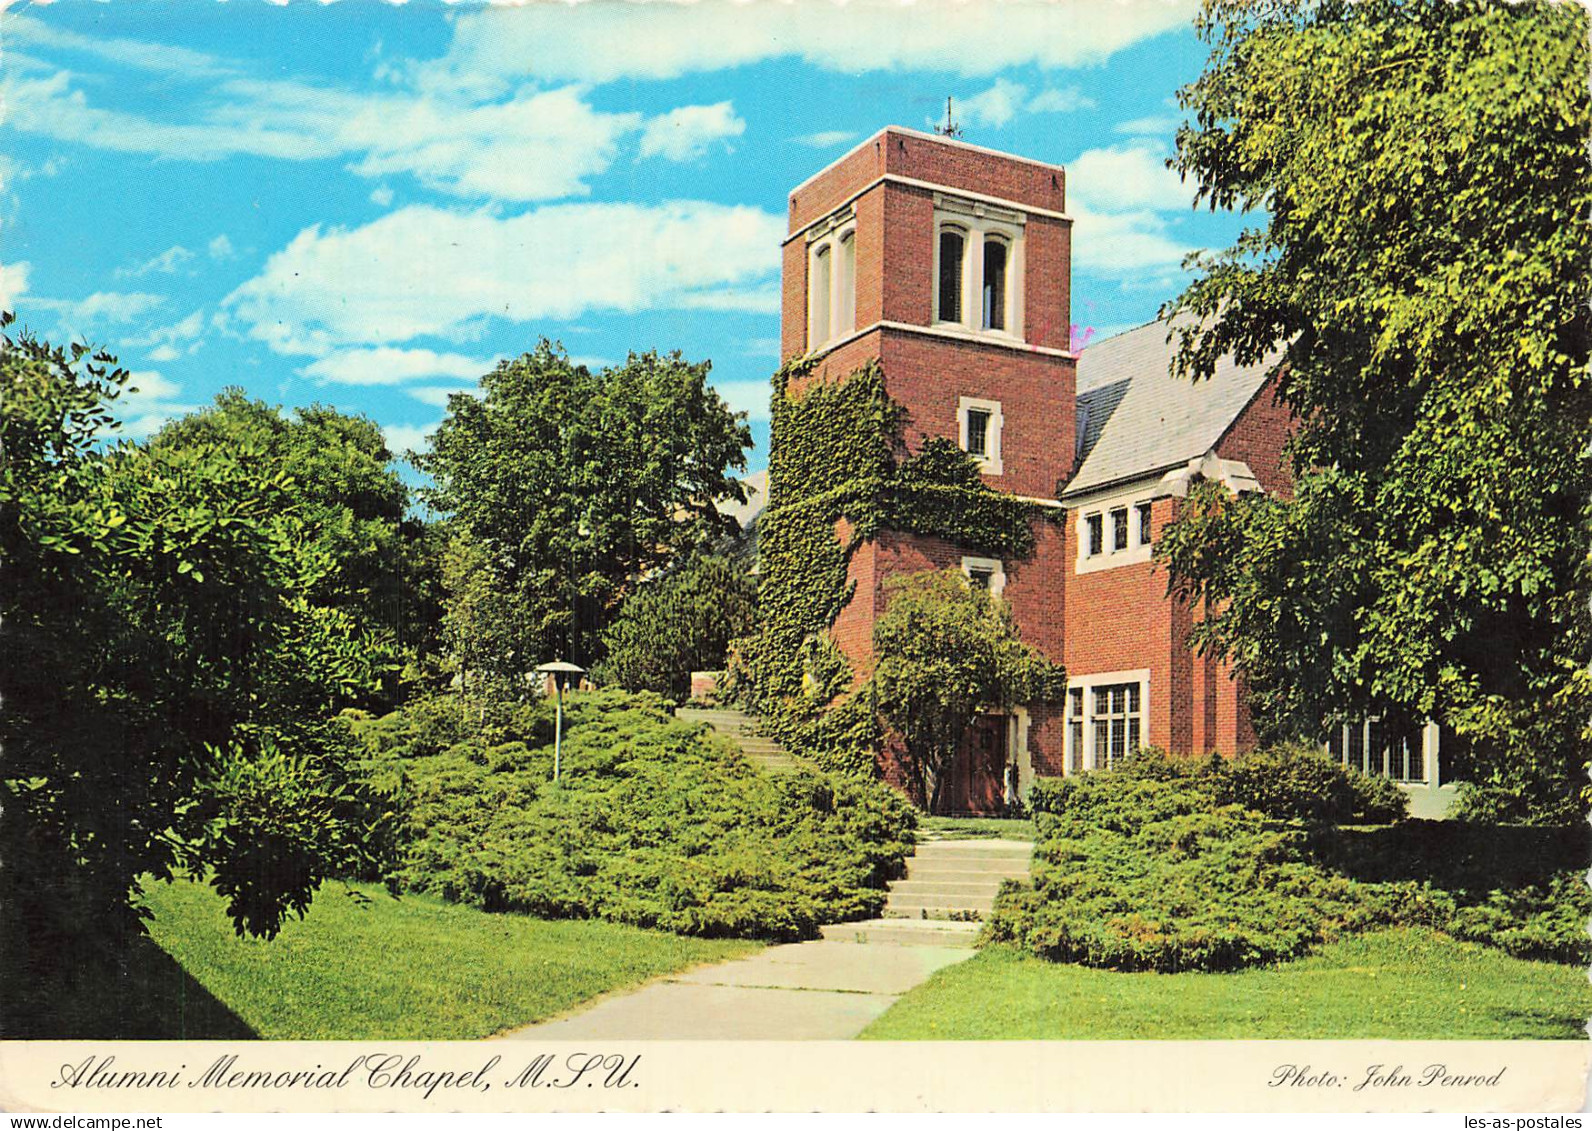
[1366,719,1385,777]
[1111,507,1129,552]
[966,409,990,457]
[1136,501,1153,546]
[967,567,993,590]
[1347,722,1365,774]
[1089,682,1142,770]
[1067,688,1084,774]
[1085,513,1103,557]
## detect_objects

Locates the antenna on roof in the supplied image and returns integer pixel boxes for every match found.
[935,96,963,139]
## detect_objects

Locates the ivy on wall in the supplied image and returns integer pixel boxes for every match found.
[731,357,1055,776]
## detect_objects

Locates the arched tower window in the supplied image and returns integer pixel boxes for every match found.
[937,227,965,325]
[983,237,1009,331]
[809,243,832,346]
[836,229,856,336]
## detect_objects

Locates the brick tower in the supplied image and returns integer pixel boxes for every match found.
[779,127,1077,809]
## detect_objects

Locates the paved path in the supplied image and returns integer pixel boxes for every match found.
[498,839,1032,1041]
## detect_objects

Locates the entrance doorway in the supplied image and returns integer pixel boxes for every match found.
[941,713,1007,815]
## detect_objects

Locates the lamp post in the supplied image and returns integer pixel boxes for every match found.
[535,660,586,783]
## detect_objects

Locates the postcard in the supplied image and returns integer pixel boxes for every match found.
[1,0,1587,1114]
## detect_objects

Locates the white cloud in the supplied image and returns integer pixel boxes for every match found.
[1114,114,1183,138]
[947,80,1095,131]
[114,369,198,441]
[224,201,784,354]
[299,347,496,386]
[406,384,481,407]
[417,0,1196,91]
[3,62,646,203]
[1067,144,1194,212]
[1027,86,1096,114]
[792,130,858,149]
[1066,201,1192,280]
[1,261,31,310]
[370,185,395,207]
[953,79,1027,130]
[33,291,166,327]
[207,234,235,261]
[116,245,194,278]
[638,102,745,162]
[381,421,440,458]
[127,308,205,352]
[711,378,773,422]
[5,14,233,79]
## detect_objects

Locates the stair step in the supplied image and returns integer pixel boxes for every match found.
[885,897,993,917]
[818,918,981,948]
[911,841,1033,855]
[888,879,1007,899]
[910,866,1031,885]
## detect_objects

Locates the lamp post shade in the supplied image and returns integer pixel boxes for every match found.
[535,661,586,783]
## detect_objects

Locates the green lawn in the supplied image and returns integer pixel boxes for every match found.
[862,928,1592,1040]
[917,816,1036,841]
[29,878,759,1040]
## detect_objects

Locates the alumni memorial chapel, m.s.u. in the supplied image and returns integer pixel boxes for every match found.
[752,125,1457,818]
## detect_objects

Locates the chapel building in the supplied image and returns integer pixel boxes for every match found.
[773,126,1455,816]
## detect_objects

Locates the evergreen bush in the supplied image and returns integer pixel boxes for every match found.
[352,689,915,940]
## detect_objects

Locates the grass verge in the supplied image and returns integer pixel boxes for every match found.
[861,928,1591,1040]
[29,877,759,1040]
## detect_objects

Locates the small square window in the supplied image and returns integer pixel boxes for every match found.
[966,409,990,457]
[1111,507,1129,552]
[1136,502,1153,546]
[1085,514,1103,557]
[967,568,993,591]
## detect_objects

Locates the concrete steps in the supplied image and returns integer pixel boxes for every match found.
[883,838,1031,922]
[676,707,798,771]
[817,918,983,948]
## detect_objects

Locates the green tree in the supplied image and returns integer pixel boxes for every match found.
[152,390,442,685]
[594,553,758,700]
[418,342,751,677]
[1157,0,1592,822]
[868,569,1065,813]
[0,320,399,1030]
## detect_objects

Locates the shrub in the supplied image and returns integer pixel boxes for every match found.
[994,764,1587,973]
[352,689,915,941]
[1213,743,1409,824]
[594,554,758,701]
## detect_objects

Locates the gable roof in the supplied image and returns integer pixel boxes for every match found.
[1065,318,1281,498]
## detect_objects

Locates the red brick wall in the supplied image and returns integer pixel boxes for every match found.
[879,330,1074,500]
[1062,504,1178,751]
[1216,372,1297,499]
[828,516,878,676]
[784,128,1072,359]
[879,129,1065,214]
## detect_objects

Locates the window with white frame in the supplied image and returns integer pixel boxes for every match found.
[1077,493,1158,571]
[958,396,1004,475]
[932,193,1024,340]
[806,210,856,351]
[1326,719,1433,783]
[1063,673,1149,772]
[960,555,1006,597]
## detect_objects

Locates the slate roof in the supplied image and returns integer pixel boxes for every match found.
[1065,318,1281,498]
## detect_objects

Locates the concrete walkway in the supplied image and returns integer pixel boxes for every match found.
[498,839,1032,1041]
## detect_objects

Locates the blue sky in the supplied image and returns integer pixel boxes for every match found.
[1,0,1245,476]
